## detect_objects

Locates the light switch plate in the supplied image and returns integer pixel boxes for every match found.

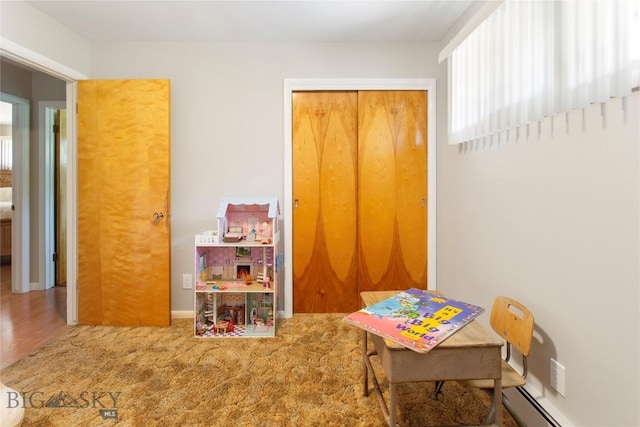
[550,358,566,396]
[182,273,193,289]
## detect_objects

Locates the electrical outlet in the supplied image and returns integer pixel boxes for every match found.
[550,358,566,397]
[182,273,193,290]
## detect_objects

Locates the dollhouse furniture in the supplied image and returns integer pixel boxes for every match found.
[214,320,230,334]
[360,290,503,427]
[194,198,281,338]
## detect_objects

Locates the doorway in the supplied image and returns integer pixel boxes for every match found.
[46,104,68,289]
[39,101,67,291]
[0,92,30,295]
[2,39,85,325]
[1,59,68,318]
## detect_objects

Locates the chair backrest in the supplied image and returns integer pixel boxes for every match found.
[490,296,534,357]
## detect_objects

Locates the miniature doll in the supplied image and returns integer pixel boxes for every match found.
[260,222,271,243]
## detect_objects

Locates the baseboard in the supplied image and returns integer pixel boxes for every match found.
[30,281,45,291]
[171,310,194,319]
[504,385,573,427]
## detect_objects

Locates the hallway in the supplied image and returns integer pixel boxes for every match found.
[0,264,69,370]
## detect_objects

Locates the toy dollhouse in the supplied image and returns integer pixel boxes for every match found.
[194,197,281,338]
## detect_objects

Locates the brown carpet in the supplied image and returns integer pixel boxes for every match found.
[0,314,517,426]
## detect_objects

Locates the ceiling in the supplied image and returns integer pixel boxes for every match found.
[2,1,477,124]
[25,0,475,43]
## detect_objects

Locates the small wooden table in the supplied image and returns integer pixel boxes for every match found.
[214,320,229,334]
[360,291,503,427]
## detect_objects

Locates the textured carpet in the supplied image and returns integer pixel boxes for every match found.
[0,314,517,426]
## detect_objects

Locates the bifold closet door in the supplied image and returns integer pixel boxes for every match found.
[292,90,427,313]
[292,91,359,313]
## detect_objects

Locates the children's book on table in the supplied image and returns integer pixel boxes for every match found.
[343,288,485,354]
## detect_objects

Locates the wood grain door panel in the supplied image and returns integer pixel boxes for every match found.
[292,91,359,313]
[292,90,427,313]
[358,91,427,292]
[78,79,171,326]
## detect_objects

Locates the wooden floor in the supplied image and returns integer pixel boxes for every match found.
[0,263,70,370]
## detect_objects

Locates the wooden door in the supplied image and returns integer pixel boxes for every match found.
[292,90,428,313]
[292,91,359,313]
[77,79,171,326]
[357,91,427,292]
[55,109,67,286]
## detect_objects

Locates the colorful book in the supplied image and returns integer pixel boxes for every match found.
[343,288,485,354]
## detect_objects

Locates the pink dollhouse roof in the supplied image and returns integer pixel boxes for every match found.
[216,197,280,219]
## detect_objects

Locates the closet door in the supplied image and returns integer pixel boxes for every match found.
[292,90,428,313]
[358,91,427,293]
[292,91,359,313]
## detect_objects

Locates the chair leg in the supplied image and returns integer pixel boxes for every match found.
[484,389,497,425]
[482,390,528,427]
[431,381,445,400]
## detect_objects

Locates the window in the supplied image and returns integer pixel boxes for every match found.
[447,0,638,145]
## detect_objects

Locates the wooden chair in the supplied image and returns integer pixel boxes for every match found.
[457,296,534,426]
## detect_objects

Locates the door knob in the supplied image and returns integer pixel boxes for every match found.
[153,212,164,220]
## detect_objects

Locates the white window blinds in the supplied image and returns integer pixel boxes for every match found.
[448,0,637,145]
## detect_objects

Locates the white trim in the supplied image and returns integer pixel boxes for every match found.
[283,78,438,319]
[438,0,504,64]
[0,93,30,294]
[0,37,87,81]
[65,83,78,325]
[172,310,194,319]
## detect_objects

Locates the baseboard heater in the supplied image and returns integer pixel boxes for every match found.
[515,386,562,427]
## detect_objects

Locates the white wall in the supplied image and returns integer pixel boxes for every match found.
[0,0,90,77]
[87,41,442,313]
[437,86,639,425]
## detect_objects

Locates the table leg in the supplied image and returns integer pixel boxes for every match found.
[485,378,503,426]
[493,377,502,426]
[389,382,397,427]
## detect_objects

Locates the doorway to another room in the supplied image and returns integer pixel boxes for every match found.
[0,61,69,369]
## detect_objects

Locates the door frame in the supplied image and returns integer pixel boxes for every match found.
[283,78,438,318]
[1,40,86,325]
[37,101,66,291]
